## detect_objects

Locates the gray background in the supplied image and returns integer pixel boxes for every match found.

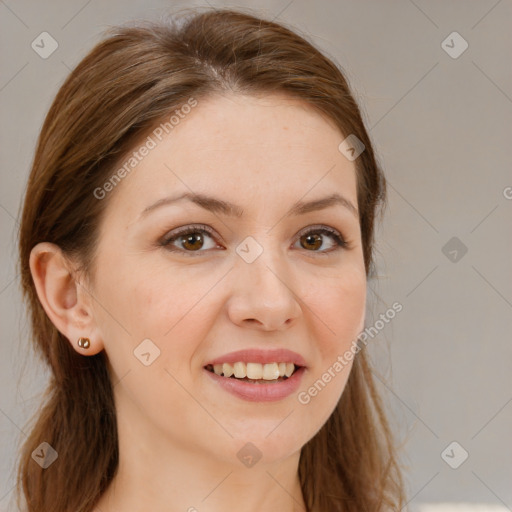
[1,1,511,510]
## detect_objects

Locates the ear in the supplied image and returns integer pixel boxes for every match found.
[29,242,104,356]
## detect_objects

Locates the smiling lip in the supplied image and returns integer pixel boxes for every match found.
[204,365,306,402]
[204,348,307,367]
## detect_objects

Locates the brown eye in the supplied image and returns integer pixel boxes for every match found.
[161,225,219,256]
[294,227,348,254]
[300,233,323,251]
[181,232,205,251]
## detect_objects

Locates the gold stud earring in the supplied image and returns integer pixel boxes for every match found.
[77,337,91,349]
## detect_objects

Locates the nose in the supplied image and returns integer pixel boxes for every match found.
[226,250,302,331]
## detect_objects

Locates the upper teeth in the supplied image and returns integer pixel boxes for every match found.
[212,362,296,379]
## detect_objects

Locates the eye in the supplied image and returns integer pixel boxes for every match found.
[160,224,220,256]
[294,225,349,255]
[160,224,349,257]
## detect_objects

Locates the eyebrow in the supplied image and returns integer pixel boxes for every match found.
[139,191,359,220]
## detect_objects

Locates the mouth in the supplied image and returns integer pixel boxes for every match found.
[204,362,301,384]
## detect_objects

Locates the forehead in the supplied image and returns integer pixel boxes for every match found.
[104,92,358,223]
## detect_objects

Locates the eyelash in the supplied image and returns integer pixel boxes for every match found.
[159,223,350,257]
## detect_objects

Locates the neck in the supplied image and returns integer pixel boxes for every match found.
[95,401,307,512]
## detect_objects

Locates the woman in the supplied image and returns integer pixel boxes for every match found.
[16,7,406,511]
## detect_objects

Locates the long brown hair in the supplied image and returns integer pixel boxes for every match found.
[16,7,406,511]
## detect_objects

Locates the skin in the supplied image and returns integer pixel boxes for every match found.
[30,92,367,512]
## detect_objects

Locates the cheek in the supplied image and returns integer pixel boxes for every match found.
[98,256,205,330]
[335,274,366,345]
[98,263,218,372]
[297,265,365,418]
[307,265,367,352]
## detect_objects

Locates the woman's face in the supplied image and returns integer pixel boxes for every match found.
[89,92,366,467]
